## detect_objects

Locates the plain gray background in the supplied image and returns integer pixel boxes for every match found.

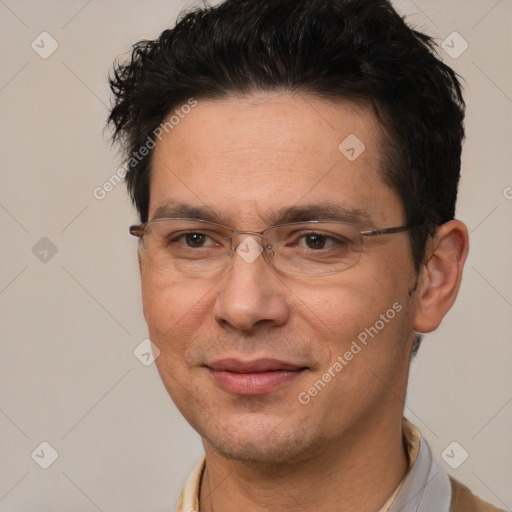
[1,0,511,510]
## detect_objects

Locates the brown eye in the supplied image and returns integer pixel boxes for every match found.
[304,234,327,249]
[184,233,208,247]
[295,233,349,250]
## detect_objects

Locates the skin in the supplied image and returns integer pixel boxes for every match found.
[140,93,469,511]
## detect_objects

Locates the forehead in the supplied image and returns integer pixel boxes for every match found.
[149,93,403,227]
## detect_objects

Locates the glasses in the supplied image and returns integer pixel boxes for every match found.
[129,218,417,277]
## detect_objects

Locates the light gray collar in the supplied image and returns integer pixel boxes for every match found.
[388,436,451,512]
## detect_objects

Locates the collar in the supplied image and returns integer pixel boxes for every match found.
[174,418,451,512]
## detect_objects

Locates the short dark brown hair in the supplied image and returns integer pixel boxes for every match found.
[108,0,465,275]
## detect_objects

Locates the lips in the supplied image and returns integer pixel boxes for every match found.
[208,358,305,373]
[206,358,308,395]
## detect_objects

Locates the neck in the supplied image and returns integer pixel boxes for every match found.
[199,415,409,512]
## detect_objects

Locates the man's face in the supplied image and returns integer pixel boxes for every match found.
[143,94,419,463]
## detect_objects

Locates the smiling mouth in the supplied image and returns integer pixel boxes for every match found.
[206,358,309,395]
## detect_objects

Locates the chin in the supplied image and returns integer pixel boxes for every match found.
[209,437,308,465]
[200,416,322,465]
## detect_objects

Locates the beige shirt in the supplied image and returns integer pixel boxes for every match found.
[175,418,421,512]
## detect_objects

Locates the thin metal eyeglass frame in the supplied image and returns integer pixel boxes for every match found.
[129,218,420,276]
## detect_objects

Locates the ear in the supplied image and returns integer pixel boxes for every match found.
[412,220,469,333]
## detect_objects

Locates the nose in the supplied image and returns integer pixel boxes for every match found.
[212,235,290,331]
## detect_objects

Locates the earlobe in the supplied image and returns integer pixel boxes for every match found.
[412,220,469,333]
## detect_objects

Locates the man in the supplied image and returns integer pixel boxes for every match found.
[108,0,503,510]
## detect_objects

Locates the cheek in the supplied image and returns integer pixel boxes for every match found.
[289,266,412,366]
[296,283,412,406]
[288,271,389,328]
[141,270,208,404]
[141,267,208,351]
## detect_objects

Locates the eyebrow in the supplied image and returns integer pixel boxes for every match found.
[151,200,376,228]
